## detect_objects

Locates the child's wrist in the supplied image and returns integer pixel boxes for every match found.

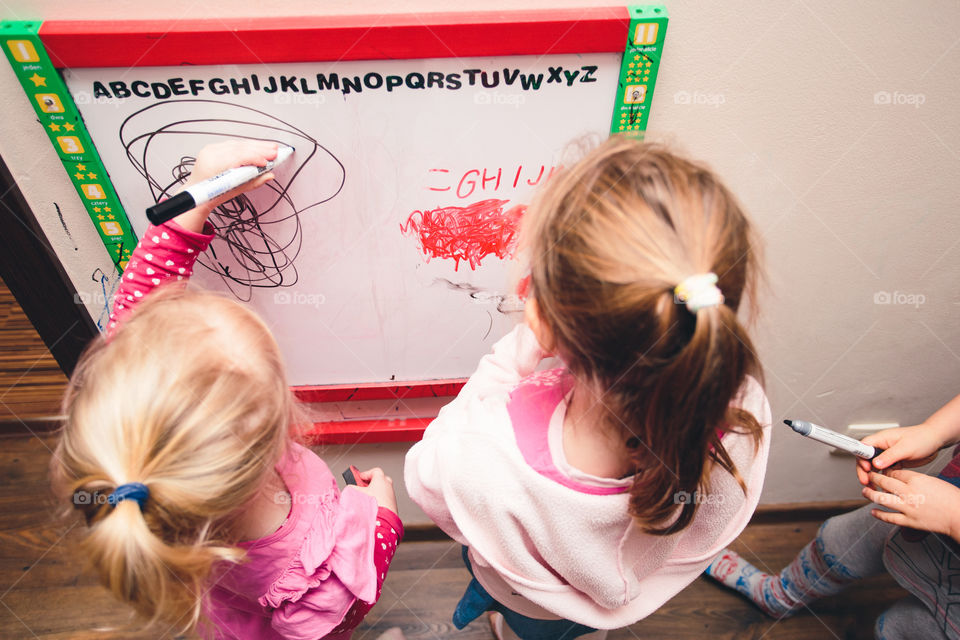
[926,418,958,449]
[174,205,214,234]
[949,510,960,542]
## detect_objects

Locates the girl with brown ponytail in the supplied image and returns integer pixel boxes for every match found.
[406,135,772,639]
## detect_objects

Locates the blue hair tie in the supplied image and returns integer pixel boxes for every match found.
[107,482,150,509]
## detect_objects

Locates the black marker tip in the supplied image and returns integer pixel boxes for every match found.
[783,419,794,427]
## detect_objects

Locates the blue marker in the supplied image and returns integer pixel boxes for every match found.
[784,419,883,460]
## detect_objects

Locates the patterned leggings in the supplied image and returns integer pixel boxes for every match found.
[709,505,958,639]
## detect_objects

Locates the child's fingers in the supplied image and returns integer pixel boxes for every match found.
[868,471,905,494]
[862,485,904,512]
[356,467,386,483]
[885,468,921,483]
[235,141,279,167]
[870,508,908,527]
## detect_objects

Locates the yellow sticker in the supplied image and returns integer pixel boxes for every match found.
[624,85,647,104]
[633,23,658,46]
[99,221,122,236]
[56,135,84,154]
[81,183,106,200]
[35,93,64,113]
[7,39,39,62]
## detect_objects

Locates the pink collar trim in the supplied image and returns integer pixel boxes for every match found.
[507,368,629,496]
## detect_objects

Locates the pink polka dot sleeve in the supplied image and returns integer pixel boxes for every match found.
[327,507,404,636]
[106,220,215,338]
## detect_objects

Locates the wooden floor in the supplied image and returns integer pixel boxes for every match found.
[0,278,907,639]
[0,279,67,424]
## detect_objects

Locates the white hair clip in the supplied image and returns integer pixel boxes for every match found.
[674,272,724,314]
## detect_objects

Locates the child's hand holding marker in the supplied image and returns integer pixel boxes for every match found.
[352,467,399,516]
[846,393,960,538]
[156,139,289,233]
[854,423,945,486]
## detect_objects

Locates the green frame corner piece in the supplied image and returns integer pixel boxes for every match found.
[610,4,669,136]
[1,20,137,272]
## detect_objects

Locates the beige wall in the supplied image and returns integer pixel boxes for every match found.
[3,1,959,525]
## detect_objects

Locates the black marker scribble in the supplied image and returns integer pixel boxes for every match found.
[119,99,345,300]
[54,202,77,250]
[435,278,525,315]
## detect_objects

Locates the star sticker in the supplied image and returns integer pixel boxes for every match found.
[93,206,101,212]
[48,123,61,132]
[63,122,75,131]
[74,172,84,180]
[96,214,105,220]
[628,62,635,68]
[107,214,115,219]
[104,206,112,212]
[646,61,652,68]
[87,172,97,179]
[28,73,47,87]
[76,164,86,171]
[633,54,640,61]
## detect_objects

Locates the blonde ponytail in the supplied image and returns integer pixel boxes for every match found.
[53,286,293,633]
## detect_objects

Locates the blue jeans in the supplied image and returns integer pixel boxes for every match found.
[453,546,599,640]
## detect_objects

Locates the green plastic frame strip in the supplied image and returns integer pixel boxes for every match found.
[2,20,137,272]
[610,4,669,135]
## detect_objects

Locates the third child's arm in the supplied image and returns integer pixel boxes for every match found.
[862,469,960,542]
[856,393,960,485]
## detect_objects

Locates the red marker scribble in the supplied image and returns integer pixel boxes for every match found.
[400,199,527,271]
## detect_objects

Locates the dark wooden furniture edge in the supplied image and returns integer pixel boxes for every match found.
[0,153,97,376]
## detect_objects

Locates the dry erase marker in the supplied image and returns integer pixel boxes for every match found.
[784,419,883,460]
[146,144,294,225]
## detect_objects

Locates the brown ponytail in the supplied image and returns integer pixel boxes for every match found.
[522,135,764,535]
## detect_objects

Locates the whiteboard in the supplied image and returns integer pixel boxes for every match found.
[64,54,620,384]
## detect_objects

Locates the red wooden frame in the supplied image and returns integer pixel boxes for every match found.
[34,8,628,443]
[295,380,467,444]
[39,8,630,68]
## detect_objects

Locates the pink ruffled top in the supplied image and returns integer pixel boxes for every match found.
[106,221,402,639]
[205,443,382,639]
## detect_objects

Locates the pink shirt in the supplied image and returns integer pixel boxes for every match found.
[109,221,403,639]
[205,443,402,640]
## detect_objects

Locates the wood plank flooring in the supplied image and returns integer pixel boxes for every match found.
[0,435,907,640]
[0,279,67,424]
[0,278,907,639]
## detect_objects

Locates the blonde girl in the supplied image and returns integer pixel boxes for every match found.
[52,140,404,640]
[405,135,772,639]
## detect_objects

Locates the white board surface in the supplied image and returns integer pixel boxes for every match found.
[64,54,620,384]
